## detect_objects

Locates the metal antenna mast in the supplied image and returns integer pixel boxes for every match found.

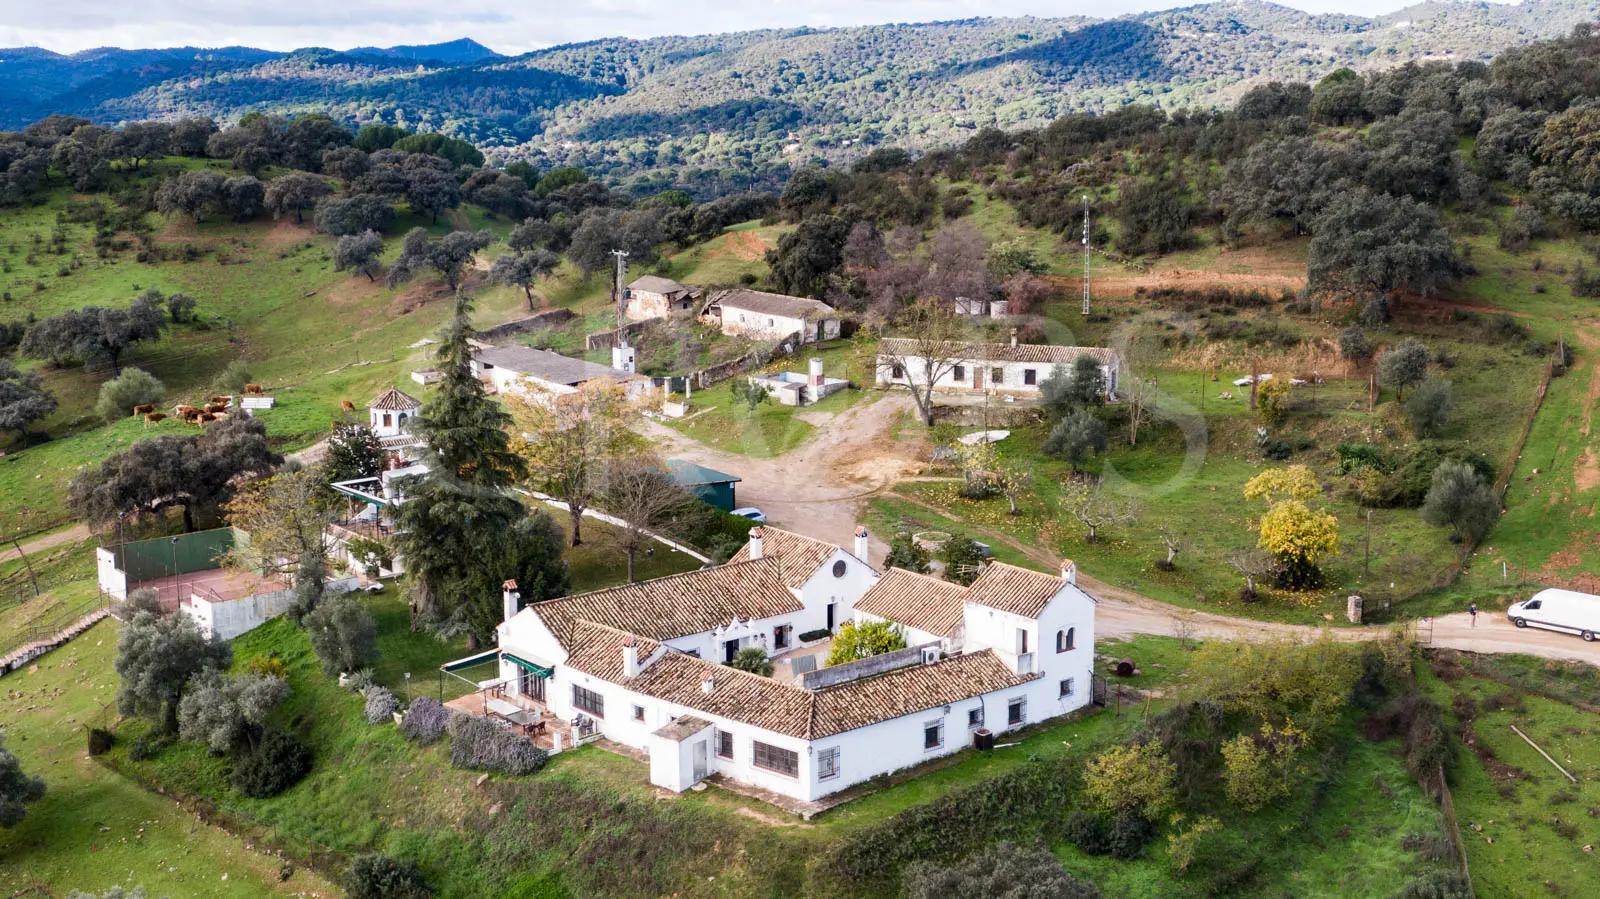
[611,249,630,334]
[1081,194,1091,316]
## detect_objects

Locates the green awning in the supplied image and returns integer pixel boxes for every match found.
[440,648,501,673]
[504,653,553,678]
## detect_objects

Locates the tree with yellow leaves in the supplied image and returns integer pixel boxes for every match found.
[1243,464,1320,504]
[1257,499,1338,588]
[510,381,643,546]
[1083,742,1178,820]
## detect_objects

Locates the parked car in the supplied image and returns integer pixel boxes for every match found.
[731,507,767,524]
[1507,588,1600,641]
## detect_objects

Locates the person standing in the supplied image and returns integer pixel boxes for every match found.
[1468,602,1478,628]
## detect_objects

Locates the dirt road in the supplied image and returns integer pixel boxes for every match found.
[649,392,1600,667]
[0,524,91,565]
[640,392,923,560]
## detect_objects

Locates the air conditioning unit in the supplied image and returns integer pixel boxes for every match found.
[921,647,942,664]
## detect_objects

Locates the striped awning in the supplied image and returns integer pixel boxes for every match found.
[504,653,553,678]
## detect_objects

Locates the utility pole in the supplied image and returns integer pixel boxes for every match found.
[1364,509,1372,577]
[1081,195,1091,316]
[610,249,630,332]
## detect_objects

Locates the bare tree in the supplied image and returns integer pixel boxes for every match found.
[599,460,700,583]
[1158,524,1184,570]
[1059,480,1138,544]
[993,459,1030,516]
[1170,613,1198,650]
[1227,548,1273,600]
[877,297,970,426]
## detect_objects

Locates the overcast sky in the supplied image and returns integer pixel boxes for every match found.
[0,0,1505,55]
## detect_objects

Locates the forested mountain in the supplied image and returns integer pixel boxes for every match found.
[1,0,1596,182]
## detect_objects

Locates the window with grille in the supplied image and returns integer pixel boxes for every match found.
[1024,368,1037,386]
[954,365,966,381]
[991,367,1004,384]
[1060,678,1075,698]
[924,720,944,750]
[716,730,734,759]
[1008,697,1026,725]
[573,684,604,718]
[968,707,984,728]
[753,741,798,777]
[818,746,840,780]
[631,704,645,722]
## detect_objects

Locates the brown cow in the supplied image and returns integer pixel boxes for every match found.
[199,412,217,423]
[174,404,197,415]
[244,383,263,395]
[143,412,167,426]
[204,403,227,415]
[340,399,356,413]
[132,403,156,415]
[209,395,231,406]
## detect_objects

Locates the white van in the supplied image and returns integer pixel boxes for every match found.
[1506,588,1600,642]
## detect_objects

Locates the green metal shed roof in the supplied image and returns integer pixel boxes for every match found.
[665,458,741,487]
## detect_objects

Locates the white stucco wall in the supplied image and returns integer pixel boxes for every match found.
[876,356,1118,397]
[96,547,127,600]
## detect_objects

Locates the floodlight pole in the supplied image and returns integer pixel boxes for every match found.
[1081,195,1091,316]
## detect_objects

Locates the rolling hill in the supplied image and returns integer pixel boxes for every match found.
[1,1,1597,179]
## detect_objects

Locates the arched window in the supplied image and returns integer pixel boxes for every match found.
[1056,628,1075,653]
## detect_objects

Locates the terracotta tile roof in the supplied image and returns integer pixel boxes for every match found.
[563,621,1034,739]
[528,557,802,644]
[707,288,835,319]
[809,651,1037,736]
[853,568,968,636]
[963,561,1066,618]
[368,387,422,411]
[727,527,848,588]
[877,338,1118,368]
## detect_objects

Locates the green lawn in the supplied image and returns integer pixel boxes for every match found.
[1421,652,1600,899]
[663,339,877,458]
[0,619,340,898]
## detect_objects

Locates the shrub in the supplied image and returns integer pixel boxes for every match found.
[345,668,376,693]
[363,686,400,724]
[825,619,908,666]
[345,852,431,899]
[884,532,931,574]
[1107,810,1157,860]
[448,713,548,776]
[231,726,312,798]
[1064,808,1112,855]
[1083,743,1178,819]
[941,535,987,586]
[242,655,287,679]
[94,368,166,423]
[1405,380,1453,438]
[727,646,774,677]
[904,842,1100,899]
[1167,814,1224,873]
[214,359,252,396]
[125,587,162,615]
[798,629,831,643]
[1396,872,1471,899]
[127,732,171,762]
[401,697,450,744]
[1339,325,1373,360]
[86,728,114,756]
[305,594,379,675]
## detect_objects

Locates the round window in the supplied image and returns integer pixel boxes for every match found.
[832,560,848,578]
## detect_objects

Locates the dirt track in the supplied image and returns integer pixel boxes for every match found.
[649,389,1600,667]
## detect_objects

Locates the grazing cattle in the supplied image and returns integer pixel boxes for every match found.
[174,404,198,415]
[198,412,217,423]
[210,395,231,406]
[244,383,263,395]
[144,412,167,426]
[204,403,227,415]
[132,403,156,415]
[340,399,356,413]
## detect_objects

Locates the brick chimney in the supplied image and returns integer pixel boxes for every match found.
[1010,327,1019,348]
[1060,560,1076,586]
[701,671,716,694]
[502,579,521,623]
[622,635,641,678]
[853,525,869,561]
[747,526,764,560]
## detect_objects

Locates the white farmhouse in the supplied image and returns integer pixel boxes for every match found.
[876,333,1119,399]
[625,276,701,322]
[701,288,840,343]
[471,345,650,405]
[486,525,1098,805]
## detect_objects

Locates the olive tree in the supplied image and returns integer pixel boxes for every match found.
[115,610,233,733]
[1421,461,1500,543]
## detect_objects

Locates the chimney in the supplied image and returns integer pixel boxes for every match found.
[747,526,764,559]
[809,356,825,387]
[701,671,716,694]
[1060,560,1076,585]
[853,525,869,561]
[1010,327,1019,348]
[622,635,641,678]
[502,579,520,623]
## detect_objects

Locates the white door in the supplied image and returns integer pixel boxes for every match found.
[691,740,709,782]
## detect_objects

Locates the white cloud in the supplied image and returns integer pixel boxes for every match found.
[0,0,1493,55]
